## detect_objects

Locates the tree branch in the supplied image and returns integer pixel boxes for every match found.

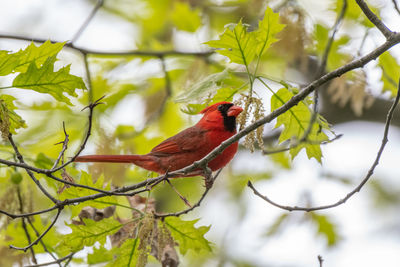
[16,187,37,265]
[154,169,223,218]
[70,0,104,43]
[319,0,347,76]
[393,0,400,16]
[8,135,58,204]
[248,78,400,212]
[50,122,69,171]
[356,0,393,39]
[0,33,213,58]
[26,216,61,267]
[24,253,75,267]
[9,208,63,252]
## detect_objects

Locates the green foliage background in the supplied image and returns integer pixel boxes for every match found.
[0,0,399,266]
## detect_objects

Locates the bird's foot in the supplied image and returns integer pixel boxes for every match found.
[203,167,213,189]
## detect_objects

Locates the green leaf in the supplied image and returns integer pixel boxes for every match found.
[255,7,285,58]
[14,40,65,73]
[171,2,201,32]
[0,41,65,76]
[310,213,339,246]
[12,55,86,105]
[164,217,212,255]
[205,21,258,66]
[0,51,20,76]
[5,215,61,254]
[378,52,400,97]
[175,69,229,103]
[268,151,291,169]
[34,152,54,169]
[0,94,27,138]
[271,87,329,162]
[105,238,140,267]
[59,218,122,252]
[87,245,115,264]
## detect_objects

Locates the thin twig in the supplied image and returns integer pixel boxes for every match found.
[83,54,93,102]
[8,135,58,204]
[248,79,400,212]
[393,0,400,15]
[301,0,346,143]
[154,169,223,218]
[319,0,347,76]
[9,208,63,252]
[263,134,343,155]
[16,187,37,265]
[318,255,324,267]
[355,0,393,39]
[70,0,104,43]
[53,95,105,171]
[0,33,213,58]
[26,216,61,267]
[0,205,59,219]
[358,29,370,57]
[24,253,75,267]
[51,122,69,171]
[145,55,173,124]
[166,179,192,208]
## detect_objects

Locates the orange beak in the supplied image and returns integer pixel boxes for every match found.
[227,105,243,117]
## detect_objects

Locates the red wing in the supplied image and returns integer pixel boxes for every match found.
[150,126,207,156]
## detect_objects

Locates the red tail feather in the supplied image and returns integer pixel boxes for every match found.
[75,155,146,163]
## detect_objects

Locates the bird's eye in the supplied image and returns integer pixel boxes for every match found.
[218,104,223,111]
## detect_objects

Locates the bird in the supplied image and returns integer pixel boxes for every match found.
[75,102,243,178]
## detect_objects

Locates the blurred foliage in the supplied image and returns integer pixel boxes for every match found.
[271,87,330,162]
[0,0,399,266]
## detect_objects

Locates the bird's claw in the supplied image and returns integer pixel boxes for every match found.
[203,167,213,189]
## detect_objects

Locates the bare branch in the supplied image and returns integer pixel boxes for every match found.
[154,169,223,218]
[248,78,400,211]
[145,55,173,124]
[393,0,400,16]
[9,208,63,252]
[0,33,213,58]
[319,0,347,76]
[70,0,104,44]
[51,122,69,171]
[26,216,61,266]
[318,255,324,267]
[16,187,37,265]
[356,0,393,39]
[301,0,346,144]
[53,95,105,171]
[263,134,343,155]
[24,253,75,267]
[8,135,58,204]
[0,205,59,219]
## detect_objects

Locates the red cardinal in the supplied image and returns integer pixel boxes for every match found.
[75,102,243,176]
